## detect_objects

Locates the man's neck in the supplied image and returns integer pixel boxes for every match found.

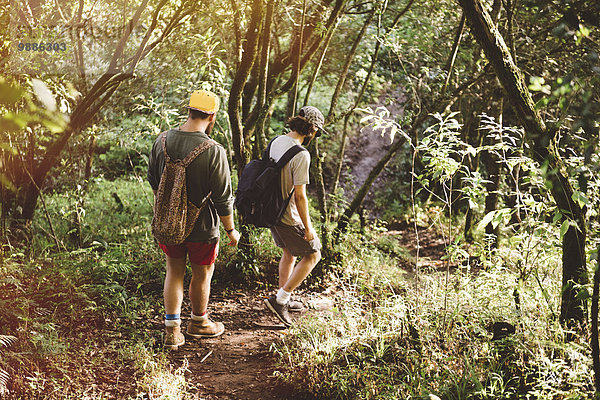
[286,130,303,145]
[179,118,209,133]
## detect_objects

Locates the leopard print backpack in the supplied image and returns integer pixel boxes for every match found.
[151,131,216,245]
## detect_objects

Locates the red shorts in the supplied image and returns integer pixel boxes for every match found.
[158,241,219,265]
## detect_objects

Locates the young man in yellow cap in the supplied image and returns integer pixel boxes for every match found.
[147,89,240,349]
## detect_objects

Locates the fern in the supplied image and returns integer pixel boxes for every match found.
[0,336,16,348]
[0,369,8,395]
[0,335,16,396]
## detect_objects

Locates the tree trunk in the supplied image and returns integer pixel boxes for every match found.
[267,0,348,99]
[310,139,329,250]
[505,160,523,226]
[331,114,351,198]
[442,13,466,95]
[458,0,588,324]
[228,0,263,175]
[325,7,376,124]
[288,0,307,117]
[303,15,339,106]
[238,0,348,141]
[592,244,600,392]
[464,206,474,242]
[253,0,275,158]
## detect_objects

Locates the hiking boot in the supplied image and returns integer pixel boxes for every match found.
[187,319,225,338]
[164,325,185,350]
[264,295,292,327]
[288,299,305,312]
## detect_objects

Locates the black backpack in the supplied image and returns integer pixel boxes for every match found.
[234,138,306,228]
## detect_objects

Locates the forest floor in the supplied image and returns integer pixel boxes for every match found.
[162,289,333,400]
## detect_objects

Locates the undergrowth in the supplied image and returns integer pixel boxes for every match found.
[0,174,292,398]
[0,177,197,399]
[273,219,596,399]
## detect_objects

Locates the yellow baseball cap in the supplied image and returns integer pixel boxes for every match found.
[188,89,220,114]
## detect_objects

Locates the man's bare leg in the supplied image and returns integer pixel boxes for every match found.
[282,250,321,293]
[278,248,297,289]
[163,255,186,349]
[164,255,186,315]
[187,262,224,337]
[189,263,215,315]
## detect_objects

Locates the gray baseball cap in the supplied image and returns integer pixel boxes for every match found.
[299,106,328,136]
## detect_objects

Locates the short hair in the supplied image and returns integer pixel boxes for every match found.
[286,116,315,136]
[188,108,211,120]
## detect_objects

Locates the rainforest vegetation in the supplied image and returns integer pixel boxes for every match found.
[1,0,600,398]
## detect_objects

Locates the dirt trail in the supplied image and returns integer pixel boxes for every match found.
[166,290,330,400]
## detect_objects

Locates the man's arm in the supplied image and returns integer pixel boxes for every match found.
[147,137,161,191]
[209,146,239,246]
[208,146,234,215]
[219,214,240,246]
[294,184,316,241]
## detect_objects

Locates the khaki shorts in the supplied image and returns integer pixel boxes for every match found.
[270,223,322,257]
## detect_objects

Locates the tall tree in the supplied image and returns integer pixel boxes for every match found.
[228,0,264,173]
[227,0,348,174]
[457,0,588,324]
[2,0,198,241]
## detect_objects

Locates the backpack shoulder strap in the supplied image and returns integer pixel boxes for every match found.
[182,139,218,167]
[159,131,171,162]
[275,145,307,169]
[262,137,277,161]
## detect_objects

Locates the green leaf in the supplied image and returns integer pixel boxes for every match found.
[575,287,591,301]
[0,111,35,132]
[359,115,374,124]
[552,211,562,224]
[41,117,66,133]
[0,174,15,191]
[571,191,589,208]
[0,81,25,105]
[560,220,570,239]
[529,76,551,94]
[477,211,495,231]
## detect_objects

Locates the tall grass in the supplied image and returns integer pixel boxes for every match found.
[273,221,595,399]
[0,176,199,398]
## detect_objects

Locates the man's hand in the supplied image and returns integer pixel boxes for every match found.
[225,229,240,246]
[304,226,317,242]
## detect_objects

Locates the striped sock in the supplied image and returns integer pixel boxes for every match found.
[191,312,208,322]
[165,313,181,327]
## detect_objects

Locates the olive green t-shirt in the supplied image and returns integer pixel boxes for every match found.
[147,129,234,242]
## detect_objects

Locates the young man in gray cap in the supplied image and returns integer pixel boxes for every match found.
[264,106,326,326]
